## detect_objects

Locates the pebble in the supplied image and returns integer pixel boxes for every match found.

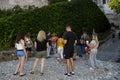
[0,57,120,80]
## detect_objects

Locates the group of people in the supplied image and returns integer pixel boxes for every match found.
[14,25,99,77]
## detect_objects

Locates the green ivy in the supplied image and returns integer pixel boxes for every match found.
[0,0,110,49]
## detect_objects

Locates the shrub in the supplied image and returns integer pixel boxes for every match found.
[0,0,110,49]
[48,0,68,4]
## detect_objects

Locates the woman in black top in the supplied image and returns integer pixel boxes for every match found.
[30,30,48,76]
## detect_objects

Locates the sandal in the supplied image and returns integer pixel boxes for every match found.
[19,73,26,77]
[13,72,19,75]
[30,71,34,74]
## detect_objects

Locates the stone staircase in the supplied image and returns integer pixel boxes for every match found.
[105,13,120,27]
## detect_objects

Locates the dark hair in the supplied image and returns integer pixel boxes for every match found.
[16,32,24,43]
[46,31,51,34]
[58,32,63,38]
[66,25,71,29]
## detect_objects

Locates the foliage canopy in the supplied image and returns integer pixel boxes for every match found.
[109,0,120,14]
[0,0,110,49]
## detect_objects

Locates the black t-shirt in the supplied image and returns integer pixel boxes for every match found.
[35,39,47,51]
[64,31,77,48]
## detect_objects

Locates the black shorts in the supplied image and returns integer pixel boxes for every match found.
[26,47,32,51]
[64,46,74,59]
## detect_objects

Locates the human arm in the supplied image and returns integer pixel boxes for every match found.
[74,40,77,46]
[20,39,27,57]
[46,42,49,48]
[86,41,96,49]
[63,33,68,45]
[30,39,33,46]
[64,40,67,45]
[74,32,77,46]
[34,41,37,49]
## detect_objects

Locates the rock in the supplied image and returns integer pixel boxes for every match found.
[104,68,109,72]
[0,0,48,10]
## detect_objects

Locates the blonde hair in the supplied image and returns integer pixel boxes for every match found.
[92,34,99,47]
[92,29,99,47]
[37,30,46,42]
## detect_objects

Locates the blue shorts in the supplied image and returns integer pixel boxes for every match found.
[17,50,25,57]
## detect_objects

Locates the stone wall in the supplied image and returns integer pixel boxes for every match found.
[0,0,48,10]
[93,0,120,27]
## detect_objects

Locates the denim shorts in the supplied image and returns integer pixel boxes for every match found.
[17,50,25,57]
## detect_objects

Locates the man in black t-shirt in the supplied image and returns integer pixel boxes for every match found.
[64,26,77,76]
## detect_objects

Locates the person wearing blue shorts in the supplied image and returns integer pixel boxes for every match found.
[13,32,27,77]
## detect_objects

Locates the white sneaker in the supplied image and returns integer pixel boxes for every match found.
[89,67,94,71]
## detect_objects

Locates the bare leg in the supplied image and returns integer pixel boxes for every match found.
[26,51,28,61]
[26,51,30,61]
[70,58,74,72]
[32,58,39,72]
[73,53,77,60]
[66,59,70,74]
[40,58,45,73]
[19,56,25,75]
[14,57,21,74]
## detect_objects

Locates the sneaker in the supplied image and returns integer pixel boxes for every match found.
[19,73,26,77]
[13,72,19,75]
[89,67,94,71]
[70,72,75,75]
[64,73,71,77]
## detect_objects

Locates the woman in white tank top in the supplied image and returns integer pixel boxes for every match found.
[13,32,27,77]
[16,43,23,50]
[86,33,99,71]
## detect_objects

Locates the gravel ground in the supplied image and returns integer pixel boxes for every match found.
[0,31,120,80]
[97,34,120,61]
[0,57,120,80]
